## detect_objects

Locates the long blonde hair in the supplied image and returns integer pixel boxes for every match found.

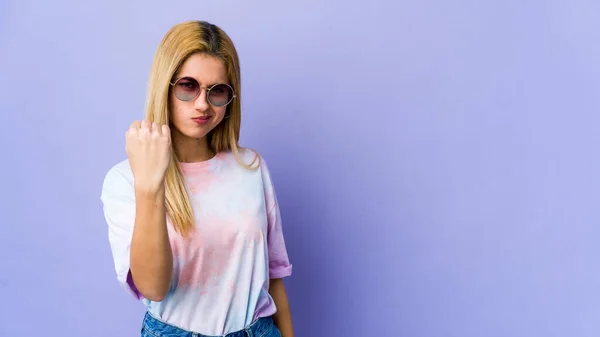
[144,20,260,237]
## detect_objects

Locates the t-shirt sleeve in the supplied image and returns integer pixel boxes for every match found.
[261,158,293,279]
[100,164,143,299]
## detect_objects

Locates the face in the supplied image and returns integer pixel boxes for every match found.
[169,53,233,142]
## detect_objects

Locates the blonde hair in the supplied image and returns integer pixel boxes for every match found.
[144,20,260,237]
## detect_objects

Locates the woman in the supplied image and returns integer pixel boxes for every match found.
[100,20,294,337]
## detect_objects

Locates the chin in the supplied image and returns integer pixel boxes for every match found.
[184,130,212,140]
[171,126,209,140]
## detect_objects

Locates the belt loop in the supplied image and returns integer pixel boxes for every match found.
[244,327,254,337]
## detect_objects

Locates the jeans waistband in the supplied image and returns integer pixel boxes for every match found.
[142,311,275,337]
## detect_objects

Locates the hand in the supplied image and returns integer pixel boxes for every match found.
[125,120,171,191]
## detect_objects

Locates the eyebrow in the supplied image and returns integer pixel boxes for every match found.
[172,75,226,87]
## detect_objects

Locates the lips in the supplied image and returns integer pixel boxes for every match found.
[192,116,211,124]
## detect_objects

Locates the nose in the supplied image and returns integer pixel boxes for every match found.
[193,88,210,112]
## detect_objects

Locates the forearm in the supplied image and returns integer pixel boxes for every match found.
[129,183,172,301]
[269,278,294,337]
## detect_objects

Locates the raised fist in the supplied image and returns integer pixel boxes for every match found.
[125,120,171,190]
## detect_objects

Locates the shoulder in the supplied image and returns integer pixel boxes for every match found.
[101,159,135,199]
[221,147,276,186]
[238,148,279,193]
[235,147,274,175]
[219,147,268,171]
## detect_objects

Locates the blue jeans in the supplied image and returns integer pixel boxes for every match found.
[141,311,282,337]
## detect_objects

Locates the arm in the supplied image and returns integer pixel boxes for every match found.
[269,278,295,337]
[129,183,173,301]
[259,155,294,335]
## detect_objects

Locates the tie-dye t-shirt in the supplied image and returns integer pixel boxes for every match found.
[100,149,292,335]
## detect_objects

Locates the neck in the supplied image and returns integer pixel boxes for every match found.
[172,132,215,163]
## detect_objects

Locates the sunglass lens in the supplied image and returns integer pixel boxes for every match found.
[208,84,234,107]
[173,77,200,101]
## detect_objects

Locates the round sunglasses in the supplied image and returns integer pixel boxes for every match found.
[169,76,236,107]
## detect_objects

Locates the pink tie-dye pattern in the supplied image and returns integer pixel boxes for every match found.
[180,158,223,194]
[169,226,226,292]
[186,170,219,194]
[169,211,263,293]
[101,150,292,335]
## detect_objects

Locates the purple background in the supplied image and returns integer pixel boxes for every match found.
[1,1,600,336]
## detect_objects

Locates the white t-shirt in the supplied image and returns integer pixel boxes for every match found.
[100,149,292,335]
